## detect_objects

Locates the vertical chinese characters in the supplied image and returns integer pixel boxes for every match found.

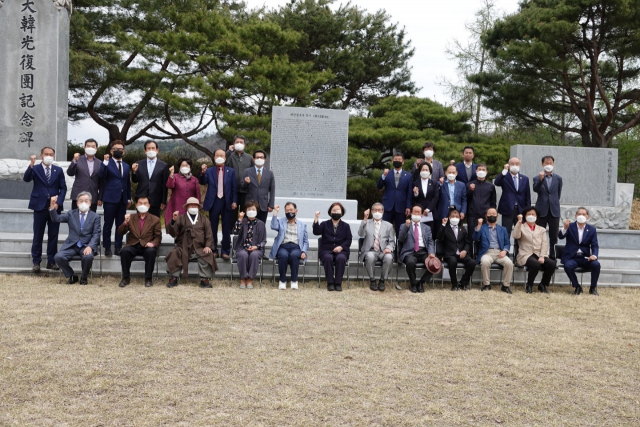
[18,0,37,146]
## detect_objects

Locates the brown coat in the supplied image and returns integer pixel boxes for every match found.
[512,221,549,266]
[117,213,163,248]
[165,213,217,276]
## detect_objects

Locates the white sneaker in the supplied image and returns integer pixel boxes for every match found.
[278,281,286,290]
[291,281,298,290]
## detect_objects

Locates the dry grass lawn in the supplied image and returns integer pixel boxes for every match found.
[1,275,639,426]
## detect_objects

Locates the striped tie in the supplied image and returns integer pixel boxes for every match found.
[45,167,50,183]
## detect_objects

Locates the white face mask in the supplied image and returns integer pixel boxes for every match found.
[136,205,149,214]
[188,207,199,216]
[234,143,245,152]
[447,173,456,182]
[180,167,191,175]
[215,157,225,165]
[78,203,90,213]
[424,150,434,159]
[42,156,54,166]
[411,215,422,223]
[246,210,257,219]
[476,171,487,179]
[420,171,431,179]
[449,217,460,226]
[146,150,157,159]
[576,215,587,224]
[510,165,520,174]
[526,215,537,223]
[254,158,265,167]
[544,165,554,173]
[372,212,383,220]
[84,147,97,156]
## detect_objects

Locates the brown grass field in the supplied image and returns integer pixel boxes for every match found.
[1,275,639,426]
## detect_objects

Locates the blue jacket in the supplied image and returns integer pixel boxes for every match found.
[377,169,413,213]
[494,172,531,216]
[200,166,237,212]
[23,163,67,211]
[98,159,131,204]
[50,209,101,253]
[455,162,477,184]
[269,216,309,259]
[472,223,511,264]
[398,222,435,263]
[558,222,599,263]
[437,180,467,219]
[533,173,563,218]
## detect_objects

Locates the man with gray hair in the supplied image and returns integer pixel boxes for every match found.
[49,192,101,285]
[358,202,396,291]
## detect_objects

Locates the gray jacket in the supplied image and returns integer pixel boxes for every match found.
[533,173,563,218]
[67,155,101,202]
[240,167,275,212]
[358,219,396,262]
[225,151,254,193]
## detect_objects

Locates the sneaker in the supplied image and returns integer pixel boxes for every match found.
[278,281,286,290]
[240,284,246,289]
[291,281,298,290]
[247,284,254,289]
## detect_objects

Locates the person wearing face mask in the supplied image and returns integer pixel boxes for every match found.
[466,163,497,243]
[116,197,163,288]
[533,156,563,259]
[231,201,267,289]
[436,164,467,239]
[24,146,67,272]
[49,192,101,285]
[200,148,237,260]
[513,207,556,294]
[437,208,475,291]
[226,135,254,228]
[313,202,352,291]
[377,152,413,237]
[494,157,531,236]
[240,150,275,223]
[67,138,101,212]
[558,207,600,296]
[269,202,309,290]
[398,205,436,293]
[131,141,169,219]
[165,158,201,226]
[358,203,396,291]
[99,140,132,257]
[472,208,514,293]
[454,145,478,185]
[166,197,217,288]
[411,141,445,183]
[412,162,440,236]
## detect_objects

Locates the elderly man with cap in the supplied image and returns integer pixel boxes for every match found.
[165,197,218,288]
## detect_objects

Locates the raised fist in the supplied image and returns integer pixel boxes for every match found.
[442,217,448,225]
[173,211,179,221]
[439,177,444,184]
[201,164,207,173]
[50,196,58,207]
[132,163,139,172]
[124,214,131,224]
[413,186,419,195]
[416,158,423,166]
[383,168,389,177]
[74,153,80,161]
[244,176,251,184]
[104,154,110,162]
[539,171,545,179]
[405,219,411,227]
[274,205,280,213]
[169,165,174,175]
[315,211,321,219]
[363,209,370,220]
[469,183,476,191]
[517,214,523,222]
[478,218,484,226]
[238,211,245,220]
[30,155,36,165]
[504,163,509,170]
[564,219,571,228]
[450,160,456,165]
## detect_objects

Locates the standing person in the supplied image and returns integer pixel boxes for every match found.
[131,141,169,218]
[398,205,436,293]
[454,145,477,185]
[240,150,275,223]
[165,158,201,226]
[436,164,467,238]
[437,209,475,291]
[494,157,531,236]
[313,203,352,292]
[226,135,254,227]
[377,152,413,237]
[67,138,100,212]
[466,163,496,239]
[117,197,163,288]
[472,208,514,294]
[99,141,131,256]
[24,147,67,272]
[358,203,396,292]
[533,155,563,259]
[411,141,445,184]
[50,192,101,285]
[412,161,440,235]
[513,207,556,294]
[269,203,309,290]
[231,201,267,289]
[200,149,237,260]
[558,207,600,296]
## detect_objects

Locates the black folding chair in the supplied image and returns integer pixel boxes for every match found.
[555,244,587,287]
[316,237,350,288]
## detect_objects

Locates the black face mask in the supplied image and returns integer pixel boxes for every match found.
[112,150,123,159]
[285,212,296,220]
[487,216,497,223]
[392,161,403,169]
[331,213,342,220]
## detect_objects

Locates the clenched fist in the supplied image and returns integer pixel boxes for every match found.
[244,176,251,184]
[104,154,110,162]
[564,219,571,228]
[363,209,370,220]
[201,164,207,174]
[74,153,80,162]
[405,219,411,228]
[124,214,131,224]
[504,163,509,170]
[169,165,175,175]
[413,186,419,196]
[173,211,179,221]
[539,171,545,179]
[383,168,389,177]
[238,211,245,220]
[132,163,139,172]
[517,214,523,222]
[273,205,280,214]
[469,183,476,191]
[442,217,448,225]
[50,195,58,208]
[439,177,444,184]
[30,155,36,166]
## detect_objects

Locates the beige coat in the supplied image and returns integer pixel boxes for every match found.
[513,221,549,266]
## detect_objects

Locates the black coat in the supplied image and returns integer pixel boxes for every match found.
[132,159,169,208]
[313,220,352,258]
[436,223,471,257]
[412,178,440,215]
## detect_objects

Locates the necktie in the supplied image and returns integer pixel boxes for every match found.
[373,221,380,252]
[45,167,50,183]
[118,161,122,177]
[414,223,419,252]
[257,169,262,185]
[217,167,224,198]
[395,171,400,187]
[513,175,518,191]
[77,213,85,247]
[453,225,458,239]
[148,161,154,179]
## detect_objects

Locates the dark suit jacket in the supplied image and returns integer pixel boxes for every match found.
[67,155,101,202]
[437,181,467,219]
[436,223,471,257]
[455,162,477,184]
[377,169,413,213]
[23,163,67,211]
[240,167,275,212]
[313,220,352,258]
[50,209,101,253]
[558,222,599,262]
[494,172,531,216]
[99,158,131,204]
[398,222,435,263]
[117,213,163,248]
[132,159,169,208]
[533,173,563,218]
[200,166,237,212]
[412,178,440,214]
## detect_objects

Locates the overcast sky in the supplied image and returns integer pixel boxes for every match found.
[67,0,521,145]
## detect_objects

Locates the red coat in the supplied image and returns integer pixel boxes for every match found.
[165,173,202,225]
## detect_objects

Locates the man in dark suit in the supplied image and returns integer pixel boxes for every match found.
[240,150,275,223]
[494,157,531,236]
[23,147,67,272]
[377,152,413,237]
[436,164,467,238]
[200,148,237,260]
[131,140,169,218]
[558,207,600,295]
[533,155,563,259]
[50,192,101,285]
[454,145,477,185]
[99,140,132,256]
[437,209,475,291]
[398,205,436,293]
[226,135,254,228]
[67,138,101,212]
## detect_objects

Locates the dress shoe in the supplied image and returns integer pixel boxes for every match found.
[221,254,230,261]
[573,285,583,295]
[501,285,512,294]
[213,253,219,259]
[589,286,599,296]
[481,285,491,291]
[418,281,425,293]
[67,275,79,285]
[114,247,122,256]
[46,263,59,270]
[462,282,470,291]
[32,264,41,272]
[145,280,153,287]
[410,284,418,293]
[538,284,549,294]
[166,277,179,288]
[378,280,385,292]
[335,284,342,292]
[105,248,113,257]
[370,280,378,291]
[200,278,212,288]
[118,277,130,287]
[327,283,335,291]
[79,278,88,285]
[525,284,532,294]
[451,282,459,291]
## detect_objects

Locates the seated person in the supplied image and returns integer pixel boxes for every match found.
[231,200,267,289]
[358,203,395,292]
[436,208,475,291]
[558,207,600,296]
[50,192,101,285]
[269,202,309,290]
[117,197,162,288]
[512,206,556,294]
[472,208,514,294]
[313,202,352,292]
[165,197,217,288]
[398,205,436,293]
